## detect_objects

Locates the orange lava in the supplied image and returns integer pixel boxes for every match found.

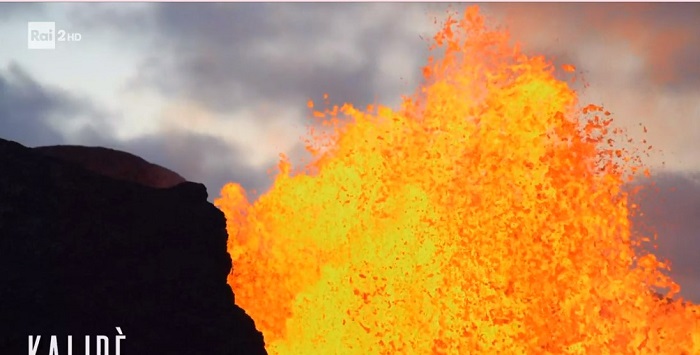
[215,6,700,354]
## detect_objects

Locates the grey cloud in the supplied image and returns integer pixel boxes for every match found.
[132,3,437,114]
[630,172,700,302]
[482,3,700,91]
[134,2,700,114]
[0,61,263,200]
[0,3,45,21]
[0,63,73,147]
[64,3,157,42]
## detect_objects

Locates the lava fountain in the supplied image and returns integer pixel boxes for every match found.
[215,6,700,354]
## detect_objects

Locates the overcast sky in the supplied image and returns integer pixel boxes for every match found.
[1,3,699,301]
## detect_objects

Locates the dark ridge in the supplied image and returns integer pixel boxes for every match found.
[34,145,187,188]
[0,138,267,355]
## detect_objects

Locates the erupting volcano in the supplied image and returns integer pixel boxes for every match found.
[215,6,700,354]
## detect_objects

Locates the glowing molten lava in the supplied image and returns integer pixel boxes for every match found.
[215,7,700,354]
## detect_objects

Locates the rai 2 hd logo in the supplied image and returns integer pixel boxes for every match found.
[27,22,82,50]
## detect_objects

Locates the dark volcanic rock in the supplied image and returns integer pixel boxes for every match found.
[0,138,266,355]
[34,145,187,188]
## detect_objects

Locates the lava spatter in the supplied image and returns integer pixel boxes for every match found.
[216,6,700,354]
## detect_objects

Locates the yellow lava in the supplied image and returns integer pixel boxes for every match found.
[215,6,700,354]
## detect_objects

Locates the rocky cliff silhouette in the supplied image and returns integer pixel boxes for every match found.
[34,145,187,189]
[0,138,266,355]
